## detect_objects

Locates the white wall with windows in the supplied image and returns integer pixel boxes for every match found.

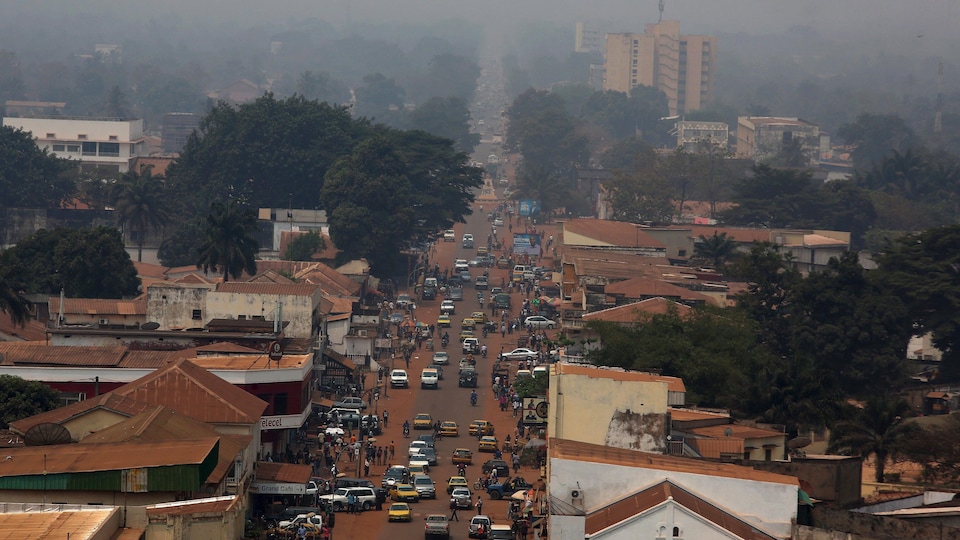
[2,116,147,173]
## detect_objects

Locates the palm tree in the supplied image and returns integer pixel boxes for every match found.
[827,397,920,482]
[114,166,168,262]
[693,232,737,269]
[196,200,259,281]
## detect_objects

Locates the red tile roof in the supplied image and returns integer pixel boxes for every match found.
[563,219,666,248]
[549,438,797,485]
[585,480,778,539]
[581,298,694,323]
[256,461,313,484]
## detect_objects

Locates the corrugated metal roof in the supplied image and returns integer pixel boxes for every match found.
[48,296,146,316]
[686,437,744,459]
[217,282,319,297]
[581,298,694,323]
[324,296,355,314]
[0,508,118,540]
[0,313,47,342]
[112,359,268,425]
[605,277,711,302]
[10,393,155,435]
[549,439,797,485]
[0,344,127,367]
[688,424,785,440]
[562,219,666,248]
[585,480,779,539]
[256,462,312,484]
[0,438,218,475]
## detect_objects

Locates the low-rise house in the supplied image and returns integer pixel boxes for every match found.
[49,296,147,329]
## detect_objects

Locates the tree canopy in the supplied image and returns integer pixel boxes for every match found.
[0,375,60,429]
[408,96,480,154]
[0,126,75,209]
[196,200,260,281]
[1,227,140,298]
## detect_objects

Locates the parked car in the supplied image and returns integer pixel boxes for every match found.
[523,315,556,329]
[500,348,536,361]
[333,396,367,410]
[319,487,378,511]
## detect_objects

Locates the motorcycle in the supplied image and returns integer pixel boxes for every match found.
[403,424,410,437]
[482,327,488,338]
[441,336,449,348]
[458,465,467,477]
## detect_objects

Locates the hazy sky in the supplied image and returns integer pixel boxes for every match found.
[12,0,960,39]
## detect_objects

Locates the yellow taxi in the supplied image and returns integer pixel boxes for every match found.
[440,421,459,437]
[461,317,477,328]
[477,246,489,256]
[459,329,475,341]
[388,502,412,521]
[390,483,420,502]
[471,311,488,325]
[452,448,473,465]
[413,413,433,430]
[468,420,494,437]
[478,436,499,452]
[436,314,451,328]
[446,476,469,494]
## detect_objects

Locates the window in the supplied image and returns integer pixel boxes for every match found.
[274,392,289,415]
[673,526,681,537]
[67,145,80,152]
[678,249,686,257]
[765,448,773,461]
[52,144,65,152]
[46,133,56,138]
[192,309,202,320]
[82,141,97,156]
[78,134,87,140]
[98,142,120,157]
[109,135,118,141]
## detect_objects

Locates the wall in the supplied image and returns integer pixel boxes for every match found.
[643,229,696,259]
[0,489,180,507]
[548,372,669,453]
[600,502,745,540]
[549,457,796,538]
[146,285,211,330]
[751,456,862,506]
[62,408,131,441]
[206,291,317,338]
[808,506,960,540]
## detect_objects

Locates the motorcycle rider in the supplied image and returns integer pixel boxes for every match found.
[402,420,410,437]
[470,390,478,406]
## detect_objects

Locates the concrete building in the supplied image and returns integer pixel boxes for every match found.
[161,112,200,154]
[676,120,728,151]
[547,363,684,453]
[736,116,822,167]
[575,22,607,54]
[1,116,147,173]
[603,21,716,115]
[547,439,799,540]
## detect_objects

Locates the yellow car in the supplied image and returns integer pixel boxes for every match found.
[437,314,452,328]
[478,436,499,452]
[477,246,489,256]
[446,476,469,494]
[461,317,476,328]
[414,413,433,430]
[471,311,488,325]
[452,448,473,465]
[468,420,495,437]
[388,502,412,521]
[459,329,475,341]
[390,483,421,502]
[440,421,459,437]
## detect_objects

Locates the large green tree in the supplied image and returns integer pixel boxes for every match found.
[875,225,960,380]
[604,170,674,224]
[828,398,920,482]
[0,375,60,429]
[838,113,920,171]
[196,200,259,281]
[166,93,368,217]
[113,166,169,262]
[353,73,406,124]
[1,227,139,298]
[506,88,588,171]
[408,97,480,154]
[0,126,75,209]
[0,252,31,326]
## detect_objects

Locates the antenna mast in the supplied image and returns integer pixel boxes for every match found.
[659,0,665,22]
[934,60,944,138]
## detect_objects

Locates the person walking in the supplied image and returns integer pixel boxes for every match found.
[449,498,460,521]
[382,409,389,427]
[364,457,370,477]
[476,496,483,515]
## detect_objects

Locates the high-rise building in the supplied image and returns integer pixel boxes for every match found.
[603,21,716,116]
[575,22,606,54]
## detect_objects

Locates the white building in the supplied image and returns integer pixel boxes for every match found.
[2,116,147,173]
[548,439,799,540]
[676,121,728,152]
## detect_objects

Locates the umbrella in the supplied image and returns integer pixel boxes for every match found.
[336,472,346,478]
[510,490,528,501]
[416,322,428,328]
[525,438,547,449]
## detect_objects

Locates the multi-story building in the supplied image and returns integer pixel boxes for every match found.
[161,112,201,154]
[603,21,716,116]
[736,116,822,167]
[1,116,147,173]
[575,21,606,54]
[676,120,728,151]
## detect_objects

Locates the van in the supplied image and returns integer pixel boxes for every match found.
[408,461,430,476]
[532,366,548,378]
[516,369,532,380]
[512,265,528,282]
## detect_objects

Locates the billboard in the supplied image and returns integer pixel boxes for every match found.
[518,200,540,217]
[513,234,542,256]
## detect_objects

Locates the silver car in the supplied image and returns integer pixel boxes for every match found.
[451,487,472,508]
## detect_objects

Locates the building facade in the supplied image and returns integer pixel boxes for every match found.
[676,120,728,151]
[603,21,716,115]
[736,116,822,167]
[1,116,147,173]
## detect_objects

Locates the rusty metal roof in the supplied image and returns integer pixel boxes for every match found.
[605,277,712,302]
[562,219,666,249]
[216,281,319,297]
[112,359,267,425]
[48,296,146,316]
[0,508,118,540]
[0,313,47,342]
[585,480,779,539]
[80,406,251,485]
[549,439,796,485]
[581,298,694,323]
[0,344,127,367]
[256,462,313,484]
[0,438,219,475]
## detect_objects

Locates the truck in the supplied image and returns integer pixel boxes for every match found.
[421,368,440,389]
[494,293,511,310]
[425,514,451,539]
[486,477,534,500]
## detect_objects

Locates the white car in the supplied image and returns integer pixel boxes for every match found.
[524,315,556,329]
[440,301,456,315]
[421,368,440,389]
[454,259,469,272]
[500,348,537,361]
[432,351,450,365]
[444,230,456,242]
[391,369,409,388]
[409,440,428,457]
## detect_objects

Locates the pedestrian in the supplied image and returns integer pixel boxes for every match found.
[513,453,521,473]
[476,496,483,515]
[449,498,460,521]
[298,524,307,539]
[389,441,395,460]
[501,323,506,337]
[364,457,370,477]
[383,409,389,427]
[377,446,383,465]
